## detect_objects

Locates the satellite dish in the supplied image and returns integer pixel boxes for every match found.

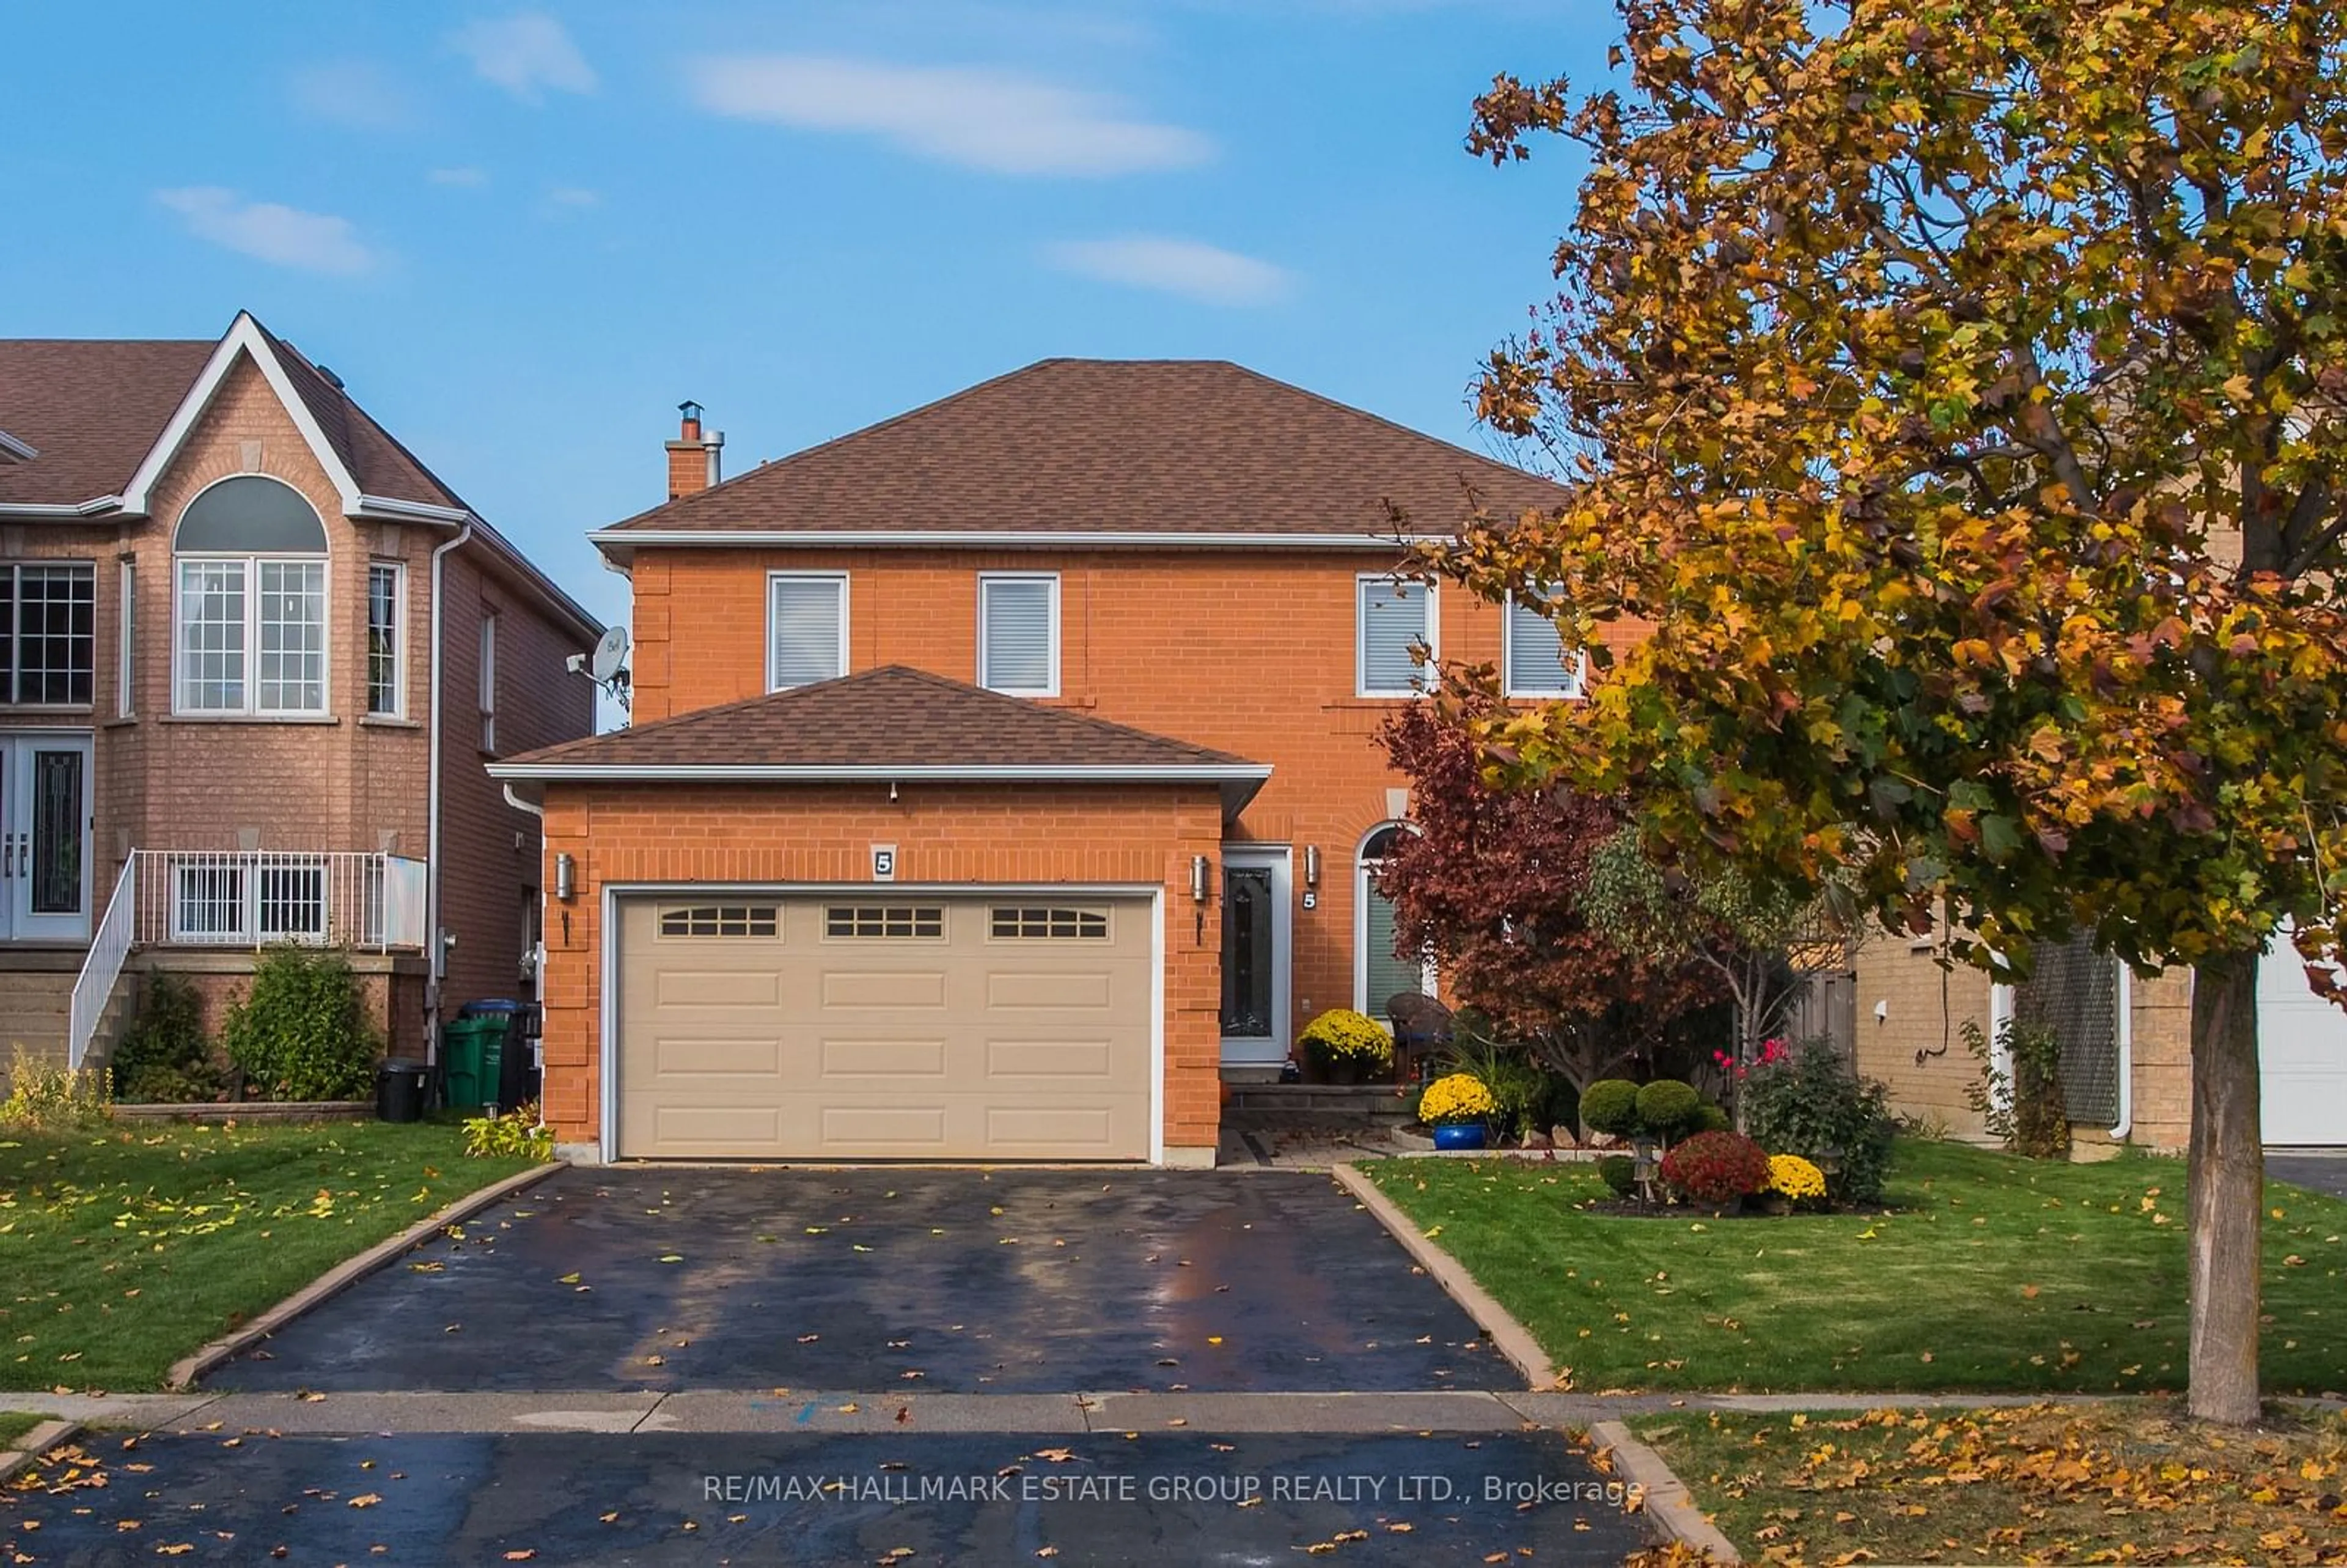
[589,625,630,683]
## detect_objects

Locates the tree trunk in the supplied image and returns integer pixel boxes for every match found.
[2186,951,2264,1424]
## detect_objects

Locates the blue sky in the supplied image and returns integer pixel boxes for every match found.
[0,2,1595,631]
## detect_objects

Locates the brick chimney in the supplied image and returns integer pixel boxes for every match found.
[665,400,724,500]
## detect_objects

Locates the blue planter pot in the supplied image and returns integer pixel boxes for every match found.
[1432,1122,1488,1151]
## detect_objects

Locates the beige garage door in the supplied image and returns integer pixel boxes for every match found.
[615,895,1155,1160]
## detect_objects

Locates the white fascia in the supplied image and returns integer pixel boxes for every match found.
[119,312,365,516]
[0,495,125,519]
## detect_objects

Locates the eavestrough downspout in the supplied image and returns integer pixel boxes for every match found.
[425,521,474,1062]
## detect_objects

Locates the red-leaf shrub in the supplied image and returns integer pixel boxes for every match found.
[1659,1130,1771,1206]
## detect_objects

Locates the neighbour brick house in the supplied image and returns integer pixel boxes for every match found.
[0,313,601,1073]
[492,361,1570,1164]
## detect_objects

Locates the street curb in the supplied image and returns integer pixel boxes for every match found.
[164,1162,565,1391]
[1590,1419,1741,1564]
[0,1420,84,1488]
[1328,1163,1560,1391]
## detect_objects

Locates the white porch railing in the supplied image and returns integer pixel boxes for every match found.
[68,859,137,1071]
[67,851,428,1069]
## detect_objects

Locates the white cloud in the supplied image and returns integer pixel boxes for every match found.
[430,166,490,187]
[544,185,602,209]
[1042,235,1289,305]
[686,54,1211,176]
[156,188,376,276]
[290,60,416,131]
[450,13,597,103]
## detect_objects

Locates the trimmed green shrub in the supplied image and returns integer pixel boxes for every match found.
[1634,1079,1703,1140]
[1742,1039,1897,1204]
[1596,1154,1637,1197]
[1579,1079,1642,1137]
[111,974,222,1102]
[1692,1101,1732,1135]
[221,945,381,1102]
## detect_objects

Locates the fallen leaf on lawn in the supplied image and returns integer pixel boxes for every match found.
[2021,1284,2039,1299]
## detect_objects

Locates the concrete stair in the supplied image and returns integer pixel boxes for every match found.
[1221,1082,1420,1131]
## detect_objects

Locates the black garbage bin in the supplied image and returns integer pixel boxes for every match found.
[376,1058,430,1123]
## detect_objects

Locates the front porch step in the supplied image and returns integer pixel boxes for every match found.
[1222,1082,1419,1129]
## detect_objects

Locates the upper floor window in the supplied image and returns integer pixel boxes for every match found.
[0,562,96,706]
[978,573,1058,696]
[366,562,403,717]
[769,572,847,690]
[1504,587,1586,698]
[1356,576,1433,698]
[478,612,499,752]
[172,476,328,716]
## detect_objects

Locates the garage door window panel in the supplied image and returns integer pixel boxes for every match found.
[658,904,780,939]
[990,906,1110,940]
[825,904,945,940]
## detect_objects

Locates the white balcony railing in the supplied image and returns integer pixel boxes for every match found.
[127,849,428,953]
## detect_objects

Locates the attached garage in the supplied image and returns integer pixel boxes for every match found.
[614,893,1156,1160]
[2259,947,2347,1148]
[493,665,1268,1166]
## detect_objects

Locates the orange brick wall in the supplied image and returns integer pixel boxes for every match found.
[623,546,1617,1049]
[536,780,1227,1159]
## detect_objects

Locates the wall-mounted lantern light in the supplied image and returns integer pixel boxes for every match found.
[1191,854,1211,903]
[554,852,576,903]
[1303,844,1320,887]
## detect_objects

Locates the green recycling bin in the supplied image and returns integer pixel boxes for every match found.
[439,1016,507,1112]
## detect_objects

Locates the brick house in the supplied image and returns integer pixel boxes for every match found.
[491,361,1568,1164]
[0,312,603,1072]
[1849,930,2345,1152]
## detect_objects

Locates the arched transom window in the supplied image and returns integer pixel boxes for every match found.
[173,476,329,716]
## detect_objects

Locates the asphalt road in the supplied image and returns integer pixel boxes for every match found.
[1,1428,1658,1566]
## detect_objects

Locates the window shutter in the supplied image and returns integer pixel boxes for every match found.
[982,578,1054,692]
[1359,581,1428,694]
[770,577,844,689]
[1507,590,1581,695]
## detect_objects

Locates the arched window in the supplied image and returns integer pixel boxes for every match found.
[1356,822,1433,1014]
[173,476,329,715]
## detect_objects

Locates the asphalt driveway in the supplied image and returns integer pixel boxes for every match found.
[0,1429,1651,1566]
[2270,1152,2347,1201]
[214,1168,1517,1394]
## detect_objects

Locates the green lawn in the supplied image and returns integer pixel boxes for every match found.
[0,1120,541,1391]
[1363,1140,2347,1396]
[0,1412,43,1449]
[1636,1402,2347,1565]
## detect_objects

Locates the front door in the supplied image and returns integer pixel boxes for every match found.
[0,733,94,942]
[1219,848,1292,1068]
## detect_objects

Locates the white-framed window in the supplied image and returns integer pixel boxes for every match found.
[1356,575,1434,697]
[1356,822,1436,1014]
[116,559,135,718]
[768,572,848,691]
[366,562,403,717]
[172,475,329,717]
[977,573,1059,696]
[1504,587,1586,698]
[478,612,499,752]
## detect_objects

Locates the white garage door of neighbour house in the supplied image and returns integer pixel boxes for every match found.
[2258,942,2347,1147]
[615,895,1155,1160]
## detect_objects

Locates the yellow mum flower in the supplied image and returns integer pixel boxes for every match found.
[1419,1072,1497,1126]
[1767,1152,1827,1201]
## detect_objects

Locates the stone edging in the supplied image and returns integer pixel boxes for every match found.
[0,1420,83,1487]
[163,1162,565,1391]
[1590,1419,1742,1563]
[1326,1162,1560,1390]
[111,1101,375,1123]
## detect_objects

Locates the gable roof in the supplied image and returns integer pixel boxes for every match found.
[490,664,1271,815]
[592,358,1568,559]
[0,313,601,643]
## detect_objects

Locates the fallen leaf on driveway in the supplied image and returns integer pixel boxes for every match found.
[348,1494,382,1509]
[1033,1448,1077,1464]
[557,1273,580,1284]
[504,1553,537,1562]
[659,1254,684,1264]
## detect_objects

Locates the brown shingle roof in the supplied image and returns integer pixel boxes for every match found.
[0,322,465,512]
[598,358,1567,542]
[493,667,1269,805]
[0,340,213,507]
